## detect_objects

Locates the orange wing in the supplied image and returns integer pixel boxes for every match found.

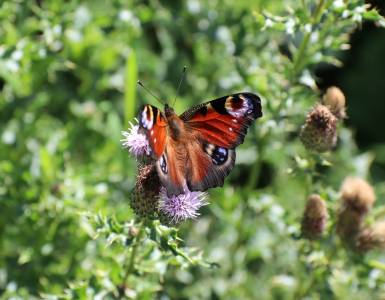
[181,93,262,192]
[137,105,167,158]
[180,93,262,148]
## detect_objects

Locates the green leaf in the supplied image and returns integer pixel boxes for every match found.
[124,49,138,125]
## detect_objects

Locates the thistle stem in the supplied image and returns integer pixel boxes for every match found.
[292,0,326,79]
[367,259,385,272]
[122,221,144,286]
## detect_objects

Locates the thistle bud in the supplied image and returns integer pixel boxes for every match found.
[340,177,375,214]
[301,194,328,239]
[336,177,376,247]
[357,221,385,252]
[322,86,346,119]
[300,104,337,152]
[130,164,161,218]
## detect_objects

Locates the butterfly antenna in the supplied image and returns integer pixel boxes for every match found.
[137,80,164,105]
[172,66,187,108]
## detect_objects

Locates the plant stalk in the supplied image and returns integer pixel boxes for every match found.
[292,0,326,79]
[122,222,144,286]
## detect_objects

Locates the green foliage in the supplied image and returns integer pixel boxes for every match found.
[1,0,385,299]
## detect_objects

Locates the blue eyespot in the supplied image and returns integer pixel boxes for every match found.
[212,147,228,165]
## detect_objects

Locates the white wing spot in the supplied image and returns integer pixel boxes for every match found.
[141,109,153,129]
[154,138,157,143]
[229,127,233,132]
[232,119,238,123]
[151,130,154,136]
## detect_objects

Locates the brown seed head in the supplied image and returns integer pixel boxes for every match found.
[300,104,337,152]
[301,194,329,239]
[322,86,346,119]
[336,208,364,246]
[340,177,375,214]
[357,221,385,252]
[336,177,376,248]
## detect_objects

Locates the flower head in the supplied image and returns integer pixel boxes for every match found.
[340,177,375,214]
[121,120,151,157]
[301,194,328,240]
[322,86,346,119]
[159,187,207,225]
[300,104,337,152]
[357,221,385,252]
[336,177,376,248]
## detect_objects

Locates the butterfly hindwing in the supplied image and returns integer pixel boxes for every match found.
[155,139,186,196]
[155,136,236,196]
[180,92,262,149]
[186,140,236,192]
[137,104,167,158]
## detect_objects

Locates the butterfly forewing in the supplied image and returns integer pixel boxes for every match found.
[181,92,262,192]
[181,93,262,149]
[137,104,167,158]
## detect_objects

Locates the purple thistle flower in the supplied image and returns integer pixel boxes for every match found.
[121,120,151,157]
[159,187,208,224]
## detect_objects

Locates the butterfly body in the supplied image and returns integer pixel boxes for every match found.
[138,93,262,196]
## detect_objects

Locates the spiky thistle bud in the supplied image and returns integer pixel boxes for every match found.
[131,164,161,218]
[336,177,376,247]
[340,177,375,214]
[322,86,346,119]
[300,104,337,152]
[301,194,328,239]
[356,221,385,252]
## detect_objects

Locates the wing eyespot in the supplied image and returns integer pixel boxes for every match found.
[203,143,229,166]
[160,154,168,174]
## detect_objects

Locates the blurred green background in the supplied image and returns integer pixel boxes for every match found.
[1,0,385,299]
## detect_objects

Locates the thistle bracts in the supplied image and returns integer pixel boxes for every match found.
[336,177,376,248]
[357,221,385,252]
[322,86,346,120]
[300,104,337,152]
[301,194,328,239]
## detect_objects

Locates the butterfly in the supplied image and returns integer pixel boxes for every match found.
[138,93,262,196]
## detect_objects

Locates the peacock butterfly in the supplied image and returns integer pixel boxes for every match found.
[137,90,262,197]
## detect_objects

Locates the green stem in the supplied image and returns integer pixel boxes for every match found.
[122,222,144,285]
[367,260,385,272]
[246,130,266,193]
[292,0,326,79]
[246,150,261,192]
[372,206,385,219]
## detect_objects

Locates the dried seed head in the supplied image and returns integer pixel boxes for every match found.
[322,86,346,119]
[301,194,328,239]
[340,177,375,214]
[357,221,385,252]
[336,177,376,247]
[300,104,337,152]
[336,208,364,246]
[130,164,161,218]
